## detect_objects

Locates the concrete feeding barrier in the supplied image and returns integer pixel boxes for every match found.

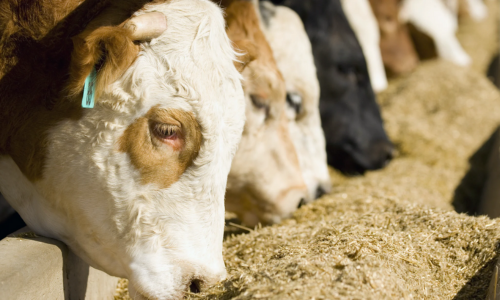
[0,227,118,300]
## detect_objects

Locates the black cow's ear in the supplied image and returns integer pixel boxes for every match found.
[233,39,258,72]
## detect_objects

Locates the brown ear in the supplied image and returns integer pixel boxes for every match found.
[215,0,236,9]
[67,26,139,100]
[213,0,258,10]
[233,39,258,72]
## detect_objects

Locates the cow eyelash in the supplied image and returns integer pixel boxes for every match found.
[250,94,270,117]
[152,123,180,139]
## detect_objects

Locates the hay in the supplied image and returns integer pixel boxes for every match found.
[191,196,500,300]
[114,279,130,300]
[456,0,499,73]
[379,61,500,171]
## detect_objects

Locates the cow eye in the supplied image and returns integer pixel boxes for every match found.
[286,92,303,116]
[250,94,270,116]
[152,123,179,140]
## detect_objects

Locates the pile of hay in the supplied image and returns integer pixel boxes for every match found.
[115,197,500,299]
[456,0,499,73]
[327,60,500,213]
[190,196,500,300]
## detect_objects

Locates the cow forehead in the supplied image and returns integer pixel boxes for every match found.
[102,0,244,127]
[225,1,285,105]
[263,5,319,107]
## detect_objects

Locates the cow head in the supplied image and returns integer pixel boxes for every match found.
[276,0,394,175]
[0,0,245,298]
[368,0,419,77]
[220,0,308,226]
[400,0,471,67]
[260,1,331,201]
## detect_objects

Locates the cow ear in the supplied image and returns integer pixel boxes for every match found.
[233,39,258,72]
[67,26,139,100]
[216,0,236,9]
[215,0,259,10]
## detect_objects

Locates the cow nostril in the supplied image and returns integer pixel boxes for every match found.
[384,147,395,166]
[189,279,201,294]
[298,198,306,209]
[315,186,327,199]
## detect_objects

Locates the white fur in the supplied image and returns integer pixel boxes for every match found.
[401,0,472,66]
[0,0,245,299]
[261,3,331,202]
[341,0,388,92]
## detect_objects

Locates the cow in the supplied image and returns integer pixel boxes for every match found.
[368,0,419,77]
[259,1,332,201]
[341,0,389,92]
[0,0,246,299]
[216,0,309,226]
[268,0,395,175]
[400,0,472,66]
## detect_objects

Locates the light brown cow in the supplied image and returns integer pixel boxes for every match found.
[220,0,309,226]
[368,0,419,77]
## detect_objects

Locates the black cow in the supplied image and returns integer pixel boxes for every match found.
[266,0,394,174]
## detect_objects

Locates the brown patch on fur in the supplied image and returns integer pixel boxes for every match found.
[369,0,419,77]
[0,0,159,180]
[119,107,202,189]
[67,26,139,99]
[232,39,258,72]
[224,1,286,106]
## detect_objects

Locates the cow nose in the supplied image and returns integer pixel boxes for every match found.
[189,279,202,294]
[315,186,327,199]
[368,140,395,169]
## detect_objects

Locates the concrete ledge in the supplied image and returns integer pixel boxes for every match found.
[0,227,118,300]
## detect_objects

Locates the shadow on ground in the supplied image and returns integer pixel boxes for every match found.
[452,127,499,215]
[453,245,499,300]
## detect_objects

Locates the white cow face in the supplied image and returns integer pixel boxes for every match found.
[261,2,332,202]
[222,1,308,227]
[0,0,245,299]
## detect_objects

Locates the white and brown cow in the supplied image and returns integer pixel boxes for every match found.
[368,0,419,78]
[218,0,309,227]
[0,0,245,299]
[400,0,472,66]
[259,1,332,202]
[341,0,389,92]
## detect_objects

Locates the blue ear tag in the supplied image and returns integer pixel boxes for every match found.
[82,67,97,108]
